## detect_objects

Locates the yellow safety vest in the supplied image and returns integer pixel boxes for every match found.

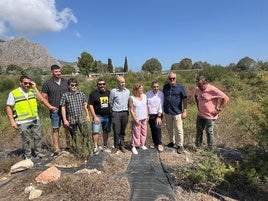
[12,88,38,121]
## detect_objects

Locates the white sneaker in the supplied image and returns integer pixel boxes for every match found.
[140,145,148,150]
[93,147,99,155]
[131,147,138,154]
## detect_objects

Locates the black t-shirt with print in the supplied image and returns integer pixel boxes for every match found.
[88,89,110,117]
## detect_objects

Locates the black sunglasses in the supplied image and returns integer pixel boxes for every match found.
[24,82,32,85]
[169,77,176,81]
[98,83,106,86]
[70,83,78,87]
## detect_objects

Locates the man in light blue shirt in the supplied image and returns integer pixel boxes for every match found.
[109,76,130,153]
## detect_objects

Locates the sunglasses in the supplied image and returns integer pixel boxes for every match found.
[169,78,176,81]
[24,82,32,85]
[70,84,78,87]
[98,83,106,86]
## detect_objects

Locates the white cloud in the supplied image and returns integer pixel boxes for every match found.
[0,0,77,38]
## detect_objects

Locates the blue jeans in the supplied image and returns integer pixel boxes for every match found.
[50,109,62,128]
[92,115,111,133]
[195,115,215,147]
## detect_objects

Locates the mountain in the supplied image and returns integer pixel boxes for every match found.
[0,37,73,70]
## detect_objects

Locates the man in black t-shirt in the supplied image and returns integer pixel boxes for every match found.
[88,78,111,155]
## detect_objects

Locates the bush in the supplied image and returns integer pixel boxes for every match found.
[176,151,235,191]
[198,66,234,82]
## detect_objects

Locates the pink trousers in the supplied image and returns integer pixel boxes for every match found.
[131,119,147,147]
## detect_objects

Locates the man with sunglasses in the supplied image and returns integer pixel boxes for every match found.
[60,78,90,149]
[6,75,45,159]
[163,72,187,154]
[88,78,111,155]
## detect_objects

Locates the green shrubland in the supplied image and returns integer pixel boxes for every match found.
[0,68,267,199]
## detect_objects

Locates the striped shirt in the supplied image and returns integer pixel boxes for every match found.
[60,91,87,124]
[41,77,69,108]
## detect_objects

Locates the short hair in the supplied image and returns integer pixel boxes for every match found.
[196,76,208,83]
[20,75,30,82]
[132,82,143,97]
[67,78,78,85]
[168,71,176,78]
[151,81,159,87]
[51,64,60,70]
[97,78,105,85]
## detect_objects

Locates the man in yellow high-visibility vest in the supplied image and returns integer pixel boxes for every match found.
[6,75,44,159]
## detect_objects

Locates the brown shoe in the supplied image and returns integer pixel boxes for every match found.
[157,144,164,152]
[119,146,127,153]
[111,148,119,154]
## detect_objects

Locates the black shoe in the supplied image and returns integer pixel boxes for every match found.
[167,142,174,147]
[177,146,184,154]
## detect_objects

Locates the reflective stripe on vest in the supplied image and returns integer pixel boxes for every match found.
[12,88,38,121]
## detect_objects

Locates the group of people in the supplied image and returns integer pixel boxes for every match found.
[6,65,229,159]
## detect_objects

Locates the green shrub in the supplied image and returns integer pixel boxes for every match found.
[177,151,235,190]
[0,78,15,91]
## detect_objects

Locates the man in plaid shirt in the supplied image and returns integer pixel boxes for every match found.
[60,78,90,148]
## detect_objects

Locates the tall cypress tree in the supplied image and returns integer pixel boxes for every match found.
[124,56,128,72]
[108,58,113,73]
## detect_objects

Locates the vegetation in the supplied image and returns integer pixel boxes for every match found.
[124,56,128,72]
[0,59,268,199]
[141,57,162,73]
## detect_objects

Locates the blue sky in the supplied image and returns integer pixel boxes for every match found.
[1,0,268,71]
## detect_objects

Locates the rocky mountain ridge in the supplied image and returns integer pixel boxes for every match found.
[0,38,76,70]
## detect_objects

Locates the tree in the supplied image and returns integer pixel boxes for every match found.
[108,58,113,73]
[236,56,256,72]
[61,65,76,74]
[124,56,128,72]
[171,63,180,70]
[77,52,94,76]
[179,58,192,69]
[257,61,268,71]
[192,61,211,69]
[6,64,23,75]
[22,67,43,77]
[142,58,162,73]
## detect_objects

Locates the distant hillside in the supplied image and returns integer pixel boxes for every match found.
[58,60,78,69]
[0,38,77,70]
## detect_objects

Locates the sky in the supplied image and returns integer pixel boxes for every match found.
[0,0,268,71]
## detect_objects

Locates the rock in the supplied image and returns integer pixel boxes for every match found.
[29,189,42,200]
[74,168,102,175]
[24,185,35,194]
[9,158,34,174]
[35,166,61,184]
